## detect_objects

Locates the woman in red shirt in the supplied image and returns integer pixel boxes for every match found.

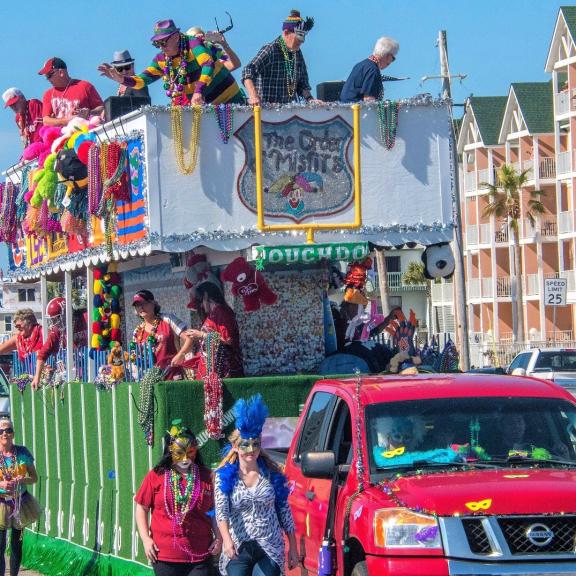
[0,308,43,364]
[131,290,193,380]
[134,422,221,575]
[185,283,244,379]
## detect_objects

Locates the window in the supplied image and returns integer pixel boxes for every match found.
[325,399,353,466]
[295,392,335,462]
[508,353,531,373]
[17,289,35,302]
[4,316,11,333]
[385,256,401,273]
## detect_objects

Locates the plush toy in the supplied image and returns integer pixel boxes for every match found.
[22,125,62,168]
[107,341,127,382]
[422,243,455,280]
[30,153,59,209]
[343,257,372,306]
[183,252,222,310]
[221,256,278,312]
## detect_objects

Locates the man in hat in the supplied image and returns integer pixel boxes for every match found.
[340,37,399,103]
[242,9,319,105]
[98,19,244,106]
[108,50,150,98]
[2,88,43,146]
[39,57,104,127]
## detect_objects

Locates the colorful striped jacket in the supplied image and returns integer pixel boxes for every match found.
[123,35,244,104]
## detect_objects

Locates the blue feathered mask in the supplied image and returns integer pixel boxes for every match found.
[234,394,269,439]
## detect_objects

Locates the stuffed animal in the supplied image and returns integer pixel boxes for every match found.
[107,341,127,382]
[22,125,62,168]
[30,153,59,209]
[343,257,373,306]
[183,252,221,310]
[221,256,278,312]
[421,243,455,280]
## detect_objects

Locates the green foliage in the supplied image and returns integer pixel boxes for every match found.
[402,261,427,286]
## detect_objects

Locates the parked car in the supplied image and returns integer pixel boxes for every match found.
[281,373,576,575]
[508,348,576,396]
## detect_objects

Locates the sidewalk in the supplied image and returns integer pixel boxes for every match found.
[12,569,44,576]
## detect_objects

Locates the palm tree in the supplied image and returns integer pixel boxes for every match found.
[402,261,432,334]
[481,164,546,342]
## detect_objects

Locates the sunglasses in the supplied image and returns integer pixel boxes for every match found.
[114,64,133,73]
[0,428,14,435]
[390,54,396,62]
[153,36,173,48]
[46,70,57,80]
[14,324,24,331]
[238,439,261,452]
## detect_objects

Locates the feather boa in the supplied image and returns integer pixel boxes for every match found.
[216,457,289,507]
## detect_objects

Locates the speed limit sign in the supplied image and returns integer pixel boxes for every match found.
[544,278,567,306]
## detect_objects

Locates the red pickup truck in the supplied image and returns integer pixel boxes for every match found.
[282,373,576,575]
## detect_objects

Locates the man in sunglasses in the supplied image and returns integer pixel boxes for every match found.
[108,50,150,98]
[38,57,104,127]
[340,36,399,103]
[0,308,43,364]
[242,9,319,105]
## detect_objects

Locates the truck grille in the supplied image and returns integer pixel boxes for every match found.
[462,519,491,554]
[498,516,576,554]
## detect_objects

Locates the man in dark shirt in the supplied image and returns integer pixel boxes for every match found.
[2,88,43,146]
[340,37,399,103]
[109,50,150,98]
[243,9,318,105]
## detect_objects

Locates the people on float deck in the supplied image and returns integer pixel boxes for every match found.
[1,88,43,147]
[0,309,43,362]
[0,417,40,576]
[215,395,298,576]
[131,289,194,380]
[340,37,399,103]
[184,282,244,379]
[242,9,319,105]
[186,27,241,72]
[98,19,244,106]
[108,50,150,98]
[135,421,221,575]
[38,57,104,127]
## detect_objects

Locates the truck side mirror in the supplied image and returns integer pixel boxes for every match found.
[301,451,335,479]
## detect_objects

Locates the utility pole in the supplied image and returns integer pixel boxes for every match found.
[423,30,470,370]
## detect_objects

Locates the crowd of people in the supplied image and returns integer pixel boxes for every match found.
[3,9,399,148]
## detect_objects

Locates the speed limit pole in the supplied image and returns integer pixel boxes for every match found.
[544,278,568,344]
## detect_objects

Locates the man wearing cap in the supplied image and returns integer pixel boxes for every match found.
[340,37,399,103]
[242,9,318,105]
[98,19,244,106]
[2,88,43,146]
[39,57,104,127]
[108,50,150,98]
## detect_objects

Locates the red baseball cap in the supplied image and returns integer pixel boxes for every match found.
[38,57,67,76]
[2,87,23,108]
[132,290,155,305]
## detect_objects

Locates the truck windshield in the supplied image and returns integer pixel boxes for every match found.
[534,351,576,371]
[366,397,576,475]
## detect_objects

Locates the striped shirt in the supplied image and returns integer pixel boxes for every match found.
[123,35,244,104]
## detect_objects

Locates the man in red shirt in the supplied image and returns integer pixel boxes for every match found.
[2,88,43,146]
[38,57,104,127]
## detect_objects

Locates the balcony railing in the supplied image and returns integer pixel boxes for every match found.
[466,224,479,245]
[556,91,571,115]
[481,277,493,298]
[541,216,557,237]
[495,226,509,243]
[496,276,512,297]
[561,269,576,292]
[431,281,454,303]
[545,330,574,342]
[522,159,534,180]
[559,211,574,234]
[522,219,536,240]
[468,278,481,299]
[477,168,490,189]
[558,150,572,174]
[539,157,556,179]
[525,273,539,296]
[386,271,427,291]
[479,223,491,244]
[464,170,476,191]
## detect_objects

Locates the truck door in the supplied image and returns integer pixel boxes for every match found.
[304,397,353,574]
[289,391,337,574]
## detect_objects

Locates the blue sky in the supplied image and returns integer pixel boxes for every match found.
[0,0,569,270]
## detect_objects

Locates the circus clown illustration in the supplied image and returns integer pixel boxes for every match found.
[265,172,324,215]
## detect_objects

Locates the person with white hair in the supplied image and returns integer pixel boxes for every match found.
[186,27,241,72]
[340,36,399,103]
[1,88,43,146]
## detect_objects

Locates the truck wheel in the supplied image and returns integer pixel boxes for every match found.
[351,561,368,576]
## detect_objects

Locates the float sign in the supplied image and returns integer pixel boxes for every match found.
[544,278,567,306]
[252,242,370,266]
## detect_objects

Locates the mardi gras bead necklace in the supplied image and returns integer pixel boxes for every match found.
[277,36,297,99]
[104,142,129,202]
[134,317,160,348]
[171,105,202,175]
[163,35,190,102]
[203,332,224,439]
[88,144,102,216]
[213,104,234,144]
[377,100,400,150]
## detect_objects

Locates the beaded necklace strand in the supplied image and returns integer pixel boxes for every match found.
[171,105,202,175]
[162,35,189,102]
[134,317,161,349]
[203,332,224,439]
[213,104,234,144]
[377,100,400,150]
[277,37,297,99]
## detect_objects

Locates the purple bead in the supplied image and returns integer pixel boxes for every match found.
[177,85,184,92]
[166,90,172,97]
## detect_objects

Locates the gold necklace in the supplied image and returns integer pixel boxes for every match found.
[171,105,202,175]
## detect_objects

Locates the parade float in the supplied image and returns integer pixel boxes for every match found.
[2,97,455,574]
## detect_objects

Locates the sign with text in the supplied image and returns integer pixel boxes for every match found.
[236,115,354,223]
[253,242,370,266]
[544,278,567,306]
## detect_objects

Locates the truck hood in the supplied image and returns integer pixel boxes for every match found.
[376,468,576,516]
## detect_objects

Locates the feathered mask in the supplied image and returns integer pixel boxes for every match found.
[234,394,269,439]
[283,9,314,35]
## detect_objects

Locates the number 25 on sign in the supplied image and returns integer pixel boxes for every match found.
[544,278,567,306]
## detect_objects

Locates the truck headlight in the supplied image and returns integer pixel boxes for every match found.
[374,508,442,550]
